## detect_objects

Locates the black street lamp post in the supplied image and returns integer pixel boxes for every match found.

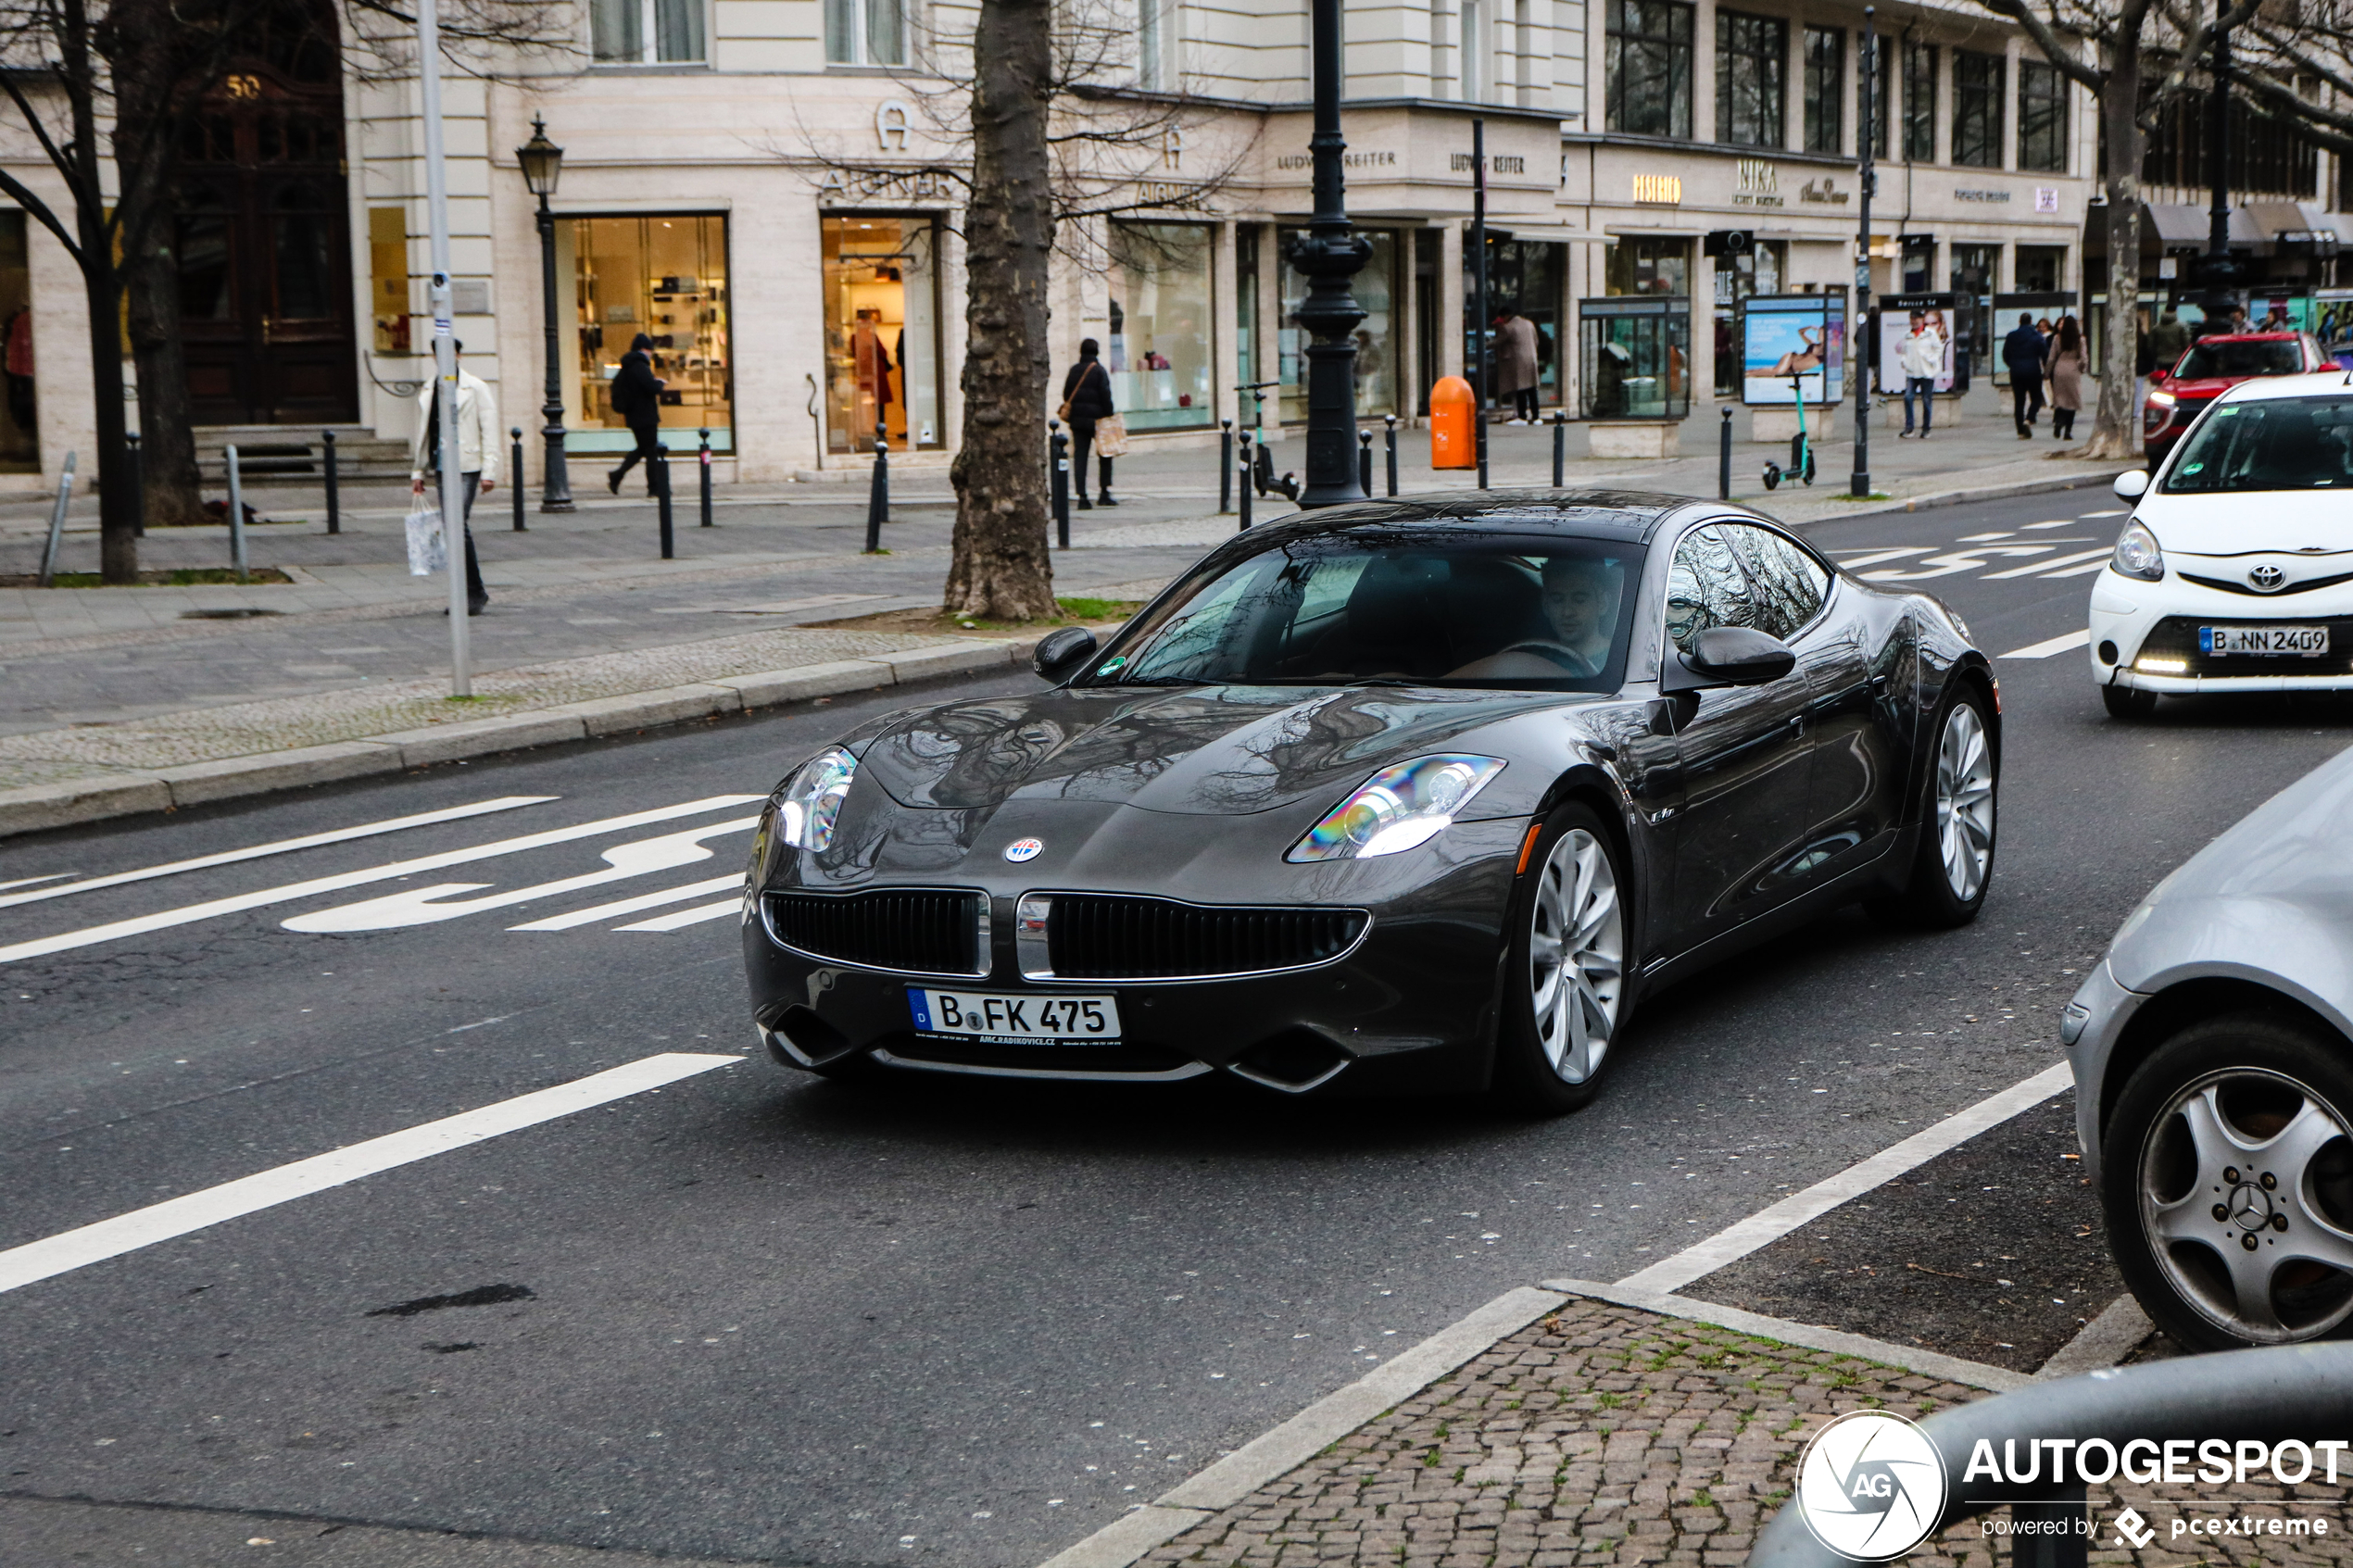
[1289,0,1370,508]
[517,117,574,513]
[1850,7,1875,498]
[2196,7,2242,313]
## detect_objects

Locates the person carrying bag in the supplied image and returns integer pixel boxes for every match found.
[1059,339,1120,508]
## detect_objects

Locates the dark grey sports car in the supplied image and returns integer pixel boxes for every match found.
[742,490,1998,1110]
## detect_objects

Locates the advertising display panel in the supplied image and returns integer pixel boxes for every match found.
[1740,294,1844,405]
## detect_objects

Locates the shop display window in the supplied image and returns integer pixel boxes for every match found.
[1605,236,1689,297]
[820,213,942,453]
[569,213,733,453]
[1712,240,1786,397]
[1465,237,1566,408]
[1277,227,1399,421]
[1579,296,1691,420]
[1108,221,1215,432]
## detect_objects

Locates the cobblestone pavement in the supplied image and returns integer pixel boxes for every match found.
[1139,1296,2351,1568]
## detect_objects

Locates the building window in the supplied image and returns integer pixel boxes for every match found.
[1139,0,1176,90]
[1604,235,1689,296]
[1279,228,1399,419]
[1107,222,1214,431]
[1865,33,1889,158]
[2018,57,2067,171]
[1954,51,2004,168]
[1461,0,1485,101]
[1717,11,1786,148]
[1465,237,1566,408]
[0,212,32,472]
[824,0,905,65]
[1903,42,1935,162]
[2014,244,2065,292]
[1802,26,1843,155]
[1606,0,1692,138]
[568,214,733,453]
[592,0,705,63]
[818,215,941,451]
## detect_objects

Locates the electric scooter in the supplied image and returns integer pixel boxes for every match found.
[1759,369,1818,490]
[1236,380,1300,501]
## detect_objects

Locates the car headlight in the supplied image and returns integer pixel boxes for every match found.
[1287,755,1506,863]
[2145,389,2176,408]
[2111,520,2165,582]
[772,746,860,854]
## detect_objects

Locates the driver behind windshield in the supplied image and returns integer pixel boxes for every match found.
[1450,555,1627,680]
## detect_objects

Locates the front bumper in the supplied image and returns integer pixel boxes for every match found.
[2063,955,2149,1184]
[2088,569,2353,693]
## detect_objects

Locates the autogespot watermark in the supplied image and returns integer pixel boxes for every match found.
[1795,1416,2344,1561]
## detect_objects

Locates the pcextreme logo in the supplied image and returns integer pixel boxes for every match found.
[1794,1411,1949,1561]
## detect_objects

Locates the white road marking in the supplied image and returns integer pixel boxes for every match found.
[2001,628,2092,659]
[0,797,556,913]
[2042,559,2109,578]
[0,797,760,965]
[283,819,756,934]
[0,1052,737,1297]
[1829,546,1933,569]
[0,874,75,895]
[508,874,744,931]
[1982,547,2111,579]
[615,898,741,932]
[1615,1061,2074,1294]
[2024,519,2086,529]
[1861,545,2058,581]
[2079,508,2127,518]
[1957,531,2016,542]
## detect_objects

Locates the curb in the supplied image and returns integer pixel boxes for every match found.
[1786,465,2129,529]
[0,636,1038,843]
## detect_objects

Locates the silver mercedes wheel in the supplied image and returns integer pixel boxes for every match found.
[1528,827,1624,1085]
[1934,701,1995,902]
[2138,1068,2353,1344]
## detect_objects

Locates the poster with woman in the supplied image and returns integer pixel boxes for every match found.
[1741,295,1845,404]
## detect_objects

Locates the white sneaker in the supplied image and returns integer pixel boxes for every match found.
[1504,418,1527,426]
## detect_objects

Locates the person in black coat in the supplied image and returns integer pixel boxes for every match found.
[607,333,666,494]
[2001,313,2047,438]
[1060,339,1117,508]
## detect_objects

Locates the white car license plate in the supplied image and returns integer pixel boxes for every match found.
[2200,625,2329,657]
[909,988,1121,1043]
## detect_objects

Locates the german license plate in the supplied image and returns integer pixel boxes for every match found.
[2200,625,2329,656]
[908,988,1121,1043]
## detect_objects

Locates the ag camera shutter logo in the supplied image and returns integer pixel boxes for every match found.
[1794,1410,1947,1560]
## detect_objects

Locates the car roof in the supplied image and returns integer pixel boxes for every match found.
[2214,370,2353,405]
[1224,488,1692,546]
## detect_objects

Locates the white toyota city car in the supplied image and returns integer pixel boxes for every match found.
[2091,371,2353,719]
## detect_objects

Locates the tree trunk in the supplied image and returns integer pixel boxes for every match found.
[2086,44,2145,461]
[125,222,206,527]
[943,0,1058,621]
[81,258,135,581]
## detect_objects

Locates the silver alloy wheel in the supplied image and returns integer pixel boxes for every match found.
[1934,700,1996,902]
[2138,1068,2353,1344]
[1528,827,1624,1085]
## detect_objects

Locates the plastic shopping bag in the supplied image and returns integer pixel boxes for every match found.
[404,504,447,577]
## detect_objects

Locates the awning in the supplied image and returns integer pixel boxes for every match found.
[2087,201,2268,257]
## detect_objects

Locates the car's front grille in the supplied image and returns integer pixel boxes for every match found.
[2178,569,2353,598]
[1038,894,1369,981]
[2136,615,2353,677]
[763,888,987,976]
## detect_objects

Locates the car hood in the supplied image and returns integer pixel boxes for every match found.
[851,684,1583,816]
[2141,491,2353,558]
[2153,376,2242,400]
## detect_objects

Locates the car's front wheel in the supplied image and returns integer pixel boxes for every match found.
[2104,1014,2353,1349]
[1493,804,1630,1114]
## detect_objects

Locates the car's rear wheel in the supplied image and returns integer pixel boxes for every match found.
[2104,1015,2353,1349]
[1870,683,1996,928]
[1493,804,1629,1114]
[2102,684,2158,721]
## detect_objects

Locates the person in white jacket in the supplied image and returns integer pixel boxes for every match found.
[1897,313,1945,439]
[409,341,499,615]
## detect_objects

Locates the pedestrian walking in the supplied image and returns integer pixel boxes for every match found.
[409,341,498,616]
[1495,309,1541,423]
[606,332,666,495]
[2045,315,2086,442]
[2003,312,2048,437]
[2145,307,2192,375]
[1058,338,1119,508]
[1897,311,1945,438]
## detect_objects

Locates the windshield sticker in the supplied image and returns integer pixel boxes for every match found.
[1096,655,1127,675]
[2182,462,2204,473]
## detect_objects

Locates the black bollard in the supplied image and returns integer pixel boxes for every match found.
[1050,420,1070,549]
[510,427,527,531]
[656,444,675,558]
[1551,410,1567,487]
[1384,414,1398,496]
[320,430,338,534]
[1719,406,1733,500]
[1358,428,1373,496]
[864,420,888,553]
[1218,419,1233,514]
[1237,430,1253,532]
[698,428,714,527]
[127,432,145,537]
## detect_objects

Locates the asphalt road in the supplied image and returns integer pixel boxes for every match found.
[6,482,2351,1567]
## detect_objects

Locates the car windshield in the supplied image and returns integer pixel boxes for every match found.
[2173,340,2304,379]
[1083,534,1642,692]
[2161,395,2353,493]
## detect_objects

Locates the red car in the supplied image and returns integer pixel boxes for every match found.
[2143,331,2331,464]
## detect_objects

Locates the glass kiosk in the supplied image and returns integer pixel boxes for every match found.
[1578,296,1691,420]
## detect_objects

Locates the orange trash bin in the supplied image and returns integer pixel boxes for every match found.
[1429,376,1476,470]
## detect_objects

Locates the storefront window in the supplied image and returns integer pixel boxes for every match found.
[1712,240,1786,397]
[1903,42,1936,162]
[369,207,409,354]
[1605,236,1690,296]
[1465,237,1566,408]
[1278,227,1399,422]
[0,212,31,470]
[819,215,941,453]
[569,213,732,453]
[1950,243,1998,383]
[1606,0,1693,139]
[1803,27,1843,155]
[2019,58,2067,172]
[1954,52,2004,169]
[1580,296,1691,420]
[1108,221,1214,432]
[1717,11,1786,148]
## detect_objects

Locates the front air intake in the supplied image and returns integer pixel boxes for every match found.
[763,888,988,977]
[1043,894,1369,981]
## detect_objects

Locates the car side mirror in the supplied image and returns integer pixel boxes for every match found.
[1663,626,1798,690]
[2147,367,2167,383]
[1032,625,1100,684]
[2112,470,2151,501]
